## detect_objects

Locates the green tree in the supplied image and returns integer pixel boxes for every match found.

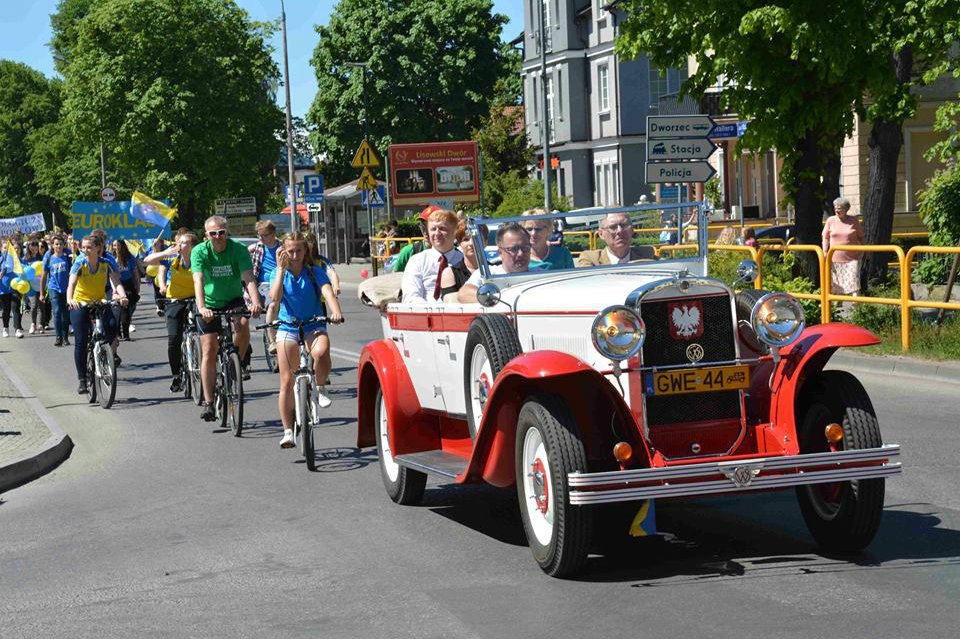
[49,0,97,74]
[61,0,283,228]
[617,2,874,277]
[307,0,509,186]
[0,61,62,220]
[494,176,569,217]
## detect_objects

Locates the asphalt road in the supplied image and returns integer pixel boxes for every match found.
[1,287,958,637]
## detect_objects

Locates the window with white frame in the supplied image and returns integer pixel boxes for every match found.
[649,63,667,104]
[546,75,556,143]
[593,159,621,207]
[598,64,610,112]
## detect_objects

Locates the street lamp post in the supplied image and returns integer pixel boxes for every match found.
[346,61,373,253]
[281,0,298,232]
[538,0,552,211]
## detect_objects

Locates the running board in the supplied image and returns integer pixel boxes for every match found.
[395,450,467,478]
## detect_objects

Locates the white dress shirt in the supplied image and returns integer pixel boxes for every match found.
[401,247,464,304]
[606,248,630,265]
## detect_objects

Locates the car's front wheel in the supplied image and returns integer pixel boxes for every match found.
[515,394,591,577]
[375,387,426,505]
[796,370,885,552]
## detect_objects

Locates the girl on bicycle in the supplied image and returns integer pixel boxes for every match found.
[110,240,141,340]
[66,235,128,395]
[142,230,199,392]
[270,232,343,449]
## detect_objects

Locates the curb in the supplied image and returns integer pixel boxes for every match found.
[0,354,74,494]
[829,349,960,385]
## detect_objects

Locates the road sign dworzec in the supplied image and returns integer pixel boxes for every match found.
[645,115,717,184]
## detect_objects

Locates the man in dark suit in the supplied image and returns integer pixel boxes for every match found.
[576,213,657,266]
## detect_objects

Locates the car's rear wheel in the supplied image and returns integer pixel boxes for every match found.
[516,394,591,578]
[464,314,521,438]
[375,387,426,505]
[796,370,885,552]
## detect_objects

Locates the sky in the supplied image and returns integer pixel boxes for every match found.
[0,0,525,119]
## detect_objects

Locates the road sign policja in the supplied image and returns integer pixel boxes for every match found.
[645,161,716,184]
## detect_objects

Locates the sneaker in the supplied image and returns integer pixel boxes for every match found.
[29,323,36,334]
[267,340,277,354]
[129,323,136,333]
[156,306,163,317]
[170,378,182,393]
[242,365,251,381]
[77,380,88,395]
[316,387,332,408]
[39,326,45,334]
[54,337,63,347]
[2,329,7,338]
[63,337,70,346]
[200,402,216,422]
[69,327,74,334]
[15,329,23,339]
[280,429,295,449]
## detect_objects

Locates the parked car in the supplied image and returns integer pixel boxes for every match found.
[356,205,901,577]
[754,224,795,244]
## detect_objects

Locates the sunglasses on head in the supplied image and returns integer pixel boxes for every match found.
[207,229,227,238]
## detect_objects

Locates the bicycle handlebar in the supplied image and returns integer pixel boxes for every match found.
[208,308,251,319]
[255,315,329,331]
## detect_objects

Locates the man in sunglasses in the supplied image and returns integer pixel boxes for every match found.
[576,212,657,266]
[457,222,532,303]
[191,215,262,421]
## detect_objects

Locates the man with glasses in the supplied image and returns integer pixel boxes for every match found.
[458,222,532,303]
[576,212,657,266]
[249,220,281,353]
[192,215,262,421]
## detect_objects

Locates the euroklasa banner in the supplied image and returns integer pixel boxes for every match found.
[0,213,46,235]
[71,201,170,242]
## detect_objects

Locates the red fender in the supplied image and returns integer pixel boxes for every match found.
[769,322,880,452]
[459,350,652,488]
[356,340,438,454]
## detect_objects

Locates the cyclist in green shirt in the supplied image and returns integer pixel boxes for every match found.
[191,215,262,421]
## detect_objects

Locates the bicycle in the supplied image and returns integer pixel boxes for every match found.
[261,323,278,374]
[171,299,201,404]
[256,315,328,471]
[81,300,121,409]
[202,308,250,436]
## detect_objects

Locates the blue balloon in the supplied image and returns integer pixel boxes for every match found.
[21,266,36,281]
[1,273,13,287]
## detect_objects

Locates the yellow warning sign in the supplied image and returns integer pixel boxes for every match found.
[356,167,378,191]
[351,139,380,169]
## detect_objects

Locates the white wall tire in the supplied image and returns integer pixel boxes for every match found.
[375,387,426,505]
[515,394,591,577]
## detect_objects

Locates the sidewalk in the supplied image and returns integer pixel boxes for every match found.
[0,352,73,494]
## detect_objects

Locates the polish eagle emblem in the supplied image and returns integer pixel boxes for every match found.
[668,301,704,340]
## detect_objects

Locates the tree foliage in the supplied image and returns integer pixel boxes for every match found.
[0,61,62,218]
[307,0,509,186]
[58,0,283,227]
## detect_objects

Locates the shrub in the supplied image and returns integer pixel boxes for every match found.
[916,166,960,285]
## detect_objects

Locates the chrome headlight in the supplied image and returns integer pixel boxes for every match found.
[751,293,805,347]
[591,305,646,361]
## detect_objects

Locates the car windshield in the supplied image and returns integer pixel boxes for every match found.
[469,201,709,280]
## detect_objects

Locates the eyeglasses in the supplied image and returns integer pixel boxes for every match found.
[601,223,633,233]
[500,244,531,255]
[207,229,227,238]
[523,225,548,233]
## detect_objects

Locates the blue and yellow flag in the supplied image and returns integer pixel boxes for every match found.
[130,191,177,228]
[6,242,23,275]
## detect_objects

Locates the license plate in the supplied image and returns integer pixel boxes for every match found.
[645,365,750,396]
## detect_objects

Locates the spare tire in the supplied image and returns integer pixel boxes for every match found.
[736,288,770,354]
[463,314,522,438]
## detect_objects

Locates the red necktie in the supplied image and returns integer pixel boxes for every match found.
[433,254,448,300]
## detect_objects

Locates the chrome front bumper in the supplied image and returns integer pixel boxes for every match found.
[568,445,901,506]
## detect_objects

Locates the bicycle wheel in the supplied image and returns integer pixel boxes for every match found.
[262,328,278,373]
[188,334,203,406]
[180,341,191,400]
[216,366,228,431]
[96,342,117,409]
[225,351,244,437]
[297,377,315,471]
[86,346,97,404]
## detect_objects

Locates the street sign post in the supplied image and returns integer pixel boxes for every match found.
[647,138,717,161]
[356,167,378,191]
[351,139,380,169]
[645,161,716,184]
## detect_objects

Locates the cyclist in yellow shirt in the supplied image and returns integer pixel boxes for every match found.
[66,235,128,394]
[143,230,199,392]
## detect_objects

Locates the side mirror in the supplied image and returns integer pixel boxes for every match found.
[476,283,501,307]
[736,259,758,285]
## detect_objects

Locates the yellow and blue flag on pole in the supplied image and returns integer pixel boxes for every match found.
[130,191,177,228]
[6,242,23,275]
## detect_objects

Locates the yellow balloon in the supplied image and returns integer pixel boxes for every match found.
[11,278,30,294]
[31,261,43,275]
[146,264,160,277]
